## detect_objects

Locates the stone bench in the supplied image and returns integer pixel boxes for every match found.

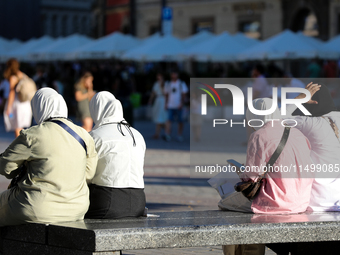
[1,210,340,255]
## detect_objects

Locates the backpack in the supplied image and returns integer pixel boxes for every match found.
[16,76,37,102]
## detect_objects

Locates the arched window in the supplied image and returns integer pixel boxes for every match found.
[73,16,79,33]
[61,15,68,36]
[81,16,87,34]
[52,15,57,37]
[291,8,319,36]
[41,14,47,35]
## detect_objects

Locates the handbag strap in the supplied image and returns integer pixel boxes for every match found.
[261,126,291,178]
[50,119,87,154]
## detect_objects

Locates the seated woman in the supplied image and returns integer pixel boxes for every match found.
[267,84,340,255]
[86,91,146,219]
[0,88,97,226]
[222,97,315,255]
[285,84,340,212]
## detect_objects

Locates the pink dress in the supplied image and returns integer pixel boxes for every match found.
[245,121,314,214]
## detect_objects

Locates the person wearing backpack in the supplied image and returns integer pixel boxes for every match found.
[163,69,188,142]
[3,58,37,137]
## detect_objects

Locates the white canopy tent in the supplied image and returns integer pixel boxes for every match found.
[0,37,22,52]
[294,32,339,59]
[185,31,252,62]
[75,32,140,59]
[232,32,259,47]
[121,35,186,62]
[142,32,161,44]
[320,34,340,60]
[1,36,53,62]
[28,34,93,61]
[182,30,215,48]
[237,30,331,61]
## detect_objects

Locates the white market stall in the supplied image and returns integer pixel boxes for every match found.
[182,30,215,48]
[28,34,94,61]
[1,36,54,62]
[320,34,340,60]
[121,34,186,62]
[237,30,334,61]
[185,31,254,62]
[75,32,141,60]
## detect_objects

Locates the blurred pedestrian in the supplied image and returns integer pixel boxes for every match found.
[306,59,321,78]
[164,70,188,142]
[0,78,10,112]
[148,73,167,139]
[74,72,95,132]
[251,64,271,99]
[3,58,35,137]
[323,60,337,78]
[190,90,202,142]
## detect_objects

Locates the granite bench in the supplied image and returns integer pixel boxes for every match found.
[1,210,340,255]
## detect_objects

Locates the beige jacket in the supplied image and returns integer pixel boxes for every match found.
[0,118,97,225]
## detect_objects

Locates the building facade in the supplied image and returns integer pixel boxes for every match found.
[135,0,282,39]
[0,0,41,41]
[101,0,340,41]
[40,0,95,38]
[1,0,339,41]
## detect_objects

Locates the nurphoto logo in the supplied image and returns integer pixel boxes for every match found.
[200,83,312,116]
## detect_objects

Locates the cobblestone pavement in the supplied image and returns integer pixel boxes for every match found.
[0,119,275,254]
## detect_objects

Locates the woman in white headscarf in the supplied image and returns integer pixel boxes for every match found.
[86,91,146,219]
[0,88,97,226]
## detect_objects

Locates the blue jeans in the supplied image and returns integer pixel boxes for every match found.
[168,108,183,123]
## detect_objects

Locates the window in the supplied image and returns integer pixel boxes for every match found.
[290,8,319,36]
[148,20,160,35]
[61,15,68,36]
[73,16,79,33]
[192,17,214,34]
[80,16,87,34]
[337,13,340,35]
[238,15,261,39]
[51,15,58,37]
[238,20,261,39]
[149,25,160,35]
[41,14,47,35]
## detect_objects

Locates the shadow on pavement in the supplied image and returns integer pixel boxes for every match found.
[144,176,210,187]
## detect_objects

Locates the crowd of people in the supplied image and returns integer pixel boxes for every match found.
[0,56,339,255]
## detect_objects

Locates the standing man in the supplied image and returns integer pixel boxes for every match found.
[251,64,271,99]
[164,69,188,142]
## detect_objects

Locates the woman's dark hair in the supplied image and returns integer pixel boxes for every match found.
[3,58,20,80]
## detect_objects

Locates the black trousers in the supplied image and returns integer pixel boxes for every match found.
[85,184,146,219]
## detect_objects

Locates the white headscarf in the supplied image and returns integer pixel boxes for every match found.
[89,91,124,129]
[31,88,68,124]
[246,98,281,131]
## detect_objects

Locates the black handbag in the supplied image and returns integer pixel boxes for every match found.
[234,127,291,200]
[8,164,27,189]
